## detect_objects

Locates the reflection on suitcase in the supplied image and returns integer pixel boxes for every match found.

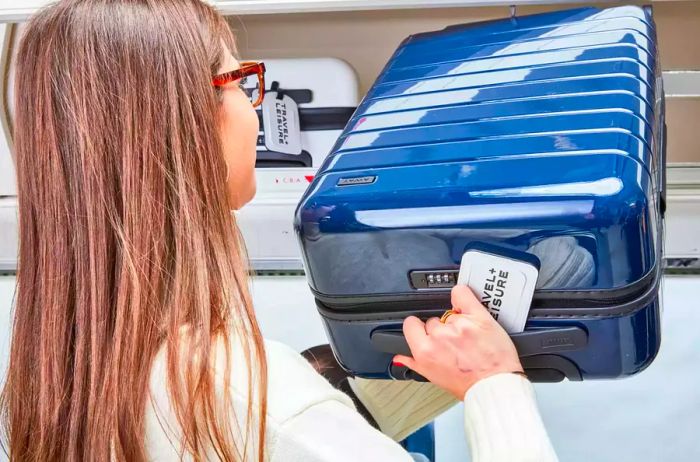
[296,6,666,382]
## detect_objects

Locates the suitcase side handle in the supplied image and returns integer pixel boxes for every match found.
[370,326,588,358]
[255,150,313,168]
[256,107,356,131]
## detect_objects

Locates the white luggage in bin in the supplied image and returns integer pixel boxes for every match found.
[238,58,359,270]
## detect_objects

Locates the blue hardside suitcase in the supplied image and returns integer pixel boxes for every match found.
[295,6,665,382]
[401,6,654,49]
[384,30,653,73]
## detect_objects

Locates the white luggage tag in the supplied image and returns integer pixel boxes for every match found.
[261,90,303,155]
[457,249,539,334]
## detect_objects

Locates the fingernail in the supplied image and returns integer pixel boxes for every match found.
[392,360,405,367]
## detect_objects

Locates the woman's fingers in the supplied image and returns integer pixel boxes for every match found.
[402,316,436,364]
[450,285,479,312]
[451,285,491,320]
[403,315,427,341]
[393,298,524,399]
[425,317,442,334]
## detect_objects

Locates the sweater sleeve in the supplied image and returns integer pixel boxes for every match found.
[463,373,559,462]
[270,399,416,462]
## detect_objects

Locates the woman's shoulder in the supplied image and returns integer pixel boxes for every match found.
[258,339,356,424]
[148,334,355,426]
[145,335,357,459]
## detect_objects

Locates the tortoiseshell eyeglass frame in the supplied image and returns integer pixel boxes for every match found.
[212,61,266,108]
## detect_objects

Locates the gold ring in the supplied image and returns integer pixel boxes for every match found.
[440,309,457,324]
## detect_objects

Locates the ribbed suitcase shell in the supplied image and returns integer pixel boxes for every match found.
[296,6,665,382]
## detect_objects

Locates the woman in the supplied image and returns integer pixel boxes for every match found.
[1,0,557,460]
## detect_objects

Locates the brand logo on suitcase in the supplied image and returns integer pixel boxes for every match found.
[541,336,575,350]
[337,176,377,187]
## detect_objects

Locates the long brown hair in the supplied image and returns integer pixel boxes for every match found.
[1,0,267,460]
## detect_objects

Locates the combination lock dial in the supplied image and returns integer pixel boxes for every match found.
[409,270,459,289]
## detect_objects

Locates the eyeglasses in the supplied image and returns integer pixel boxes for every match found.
[212,61,266,108]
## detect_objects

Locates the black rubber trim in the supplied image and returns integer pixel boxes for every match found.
[256,150,313,168]
[371,326,588,358]
[315,262,661,320]
[275,88,313,105]
[267,82,315,105]
[312,262,659,317]
[530,266,656,308]
[659,118,668,218]
[389,355,581,382]
[521,355,583,382]
[299,107,356,130]
[256,107,356,132]
[390,363,429,382]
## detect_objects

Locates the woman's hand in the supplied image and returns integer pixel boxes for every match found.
[393,285,524,400]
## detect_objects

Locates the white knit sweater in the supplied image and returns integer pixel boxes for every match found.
[145,339,558,461]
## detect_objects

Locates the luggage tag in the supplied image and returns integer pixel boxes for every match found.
[261,90,303,156]
[457,248,539,334]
